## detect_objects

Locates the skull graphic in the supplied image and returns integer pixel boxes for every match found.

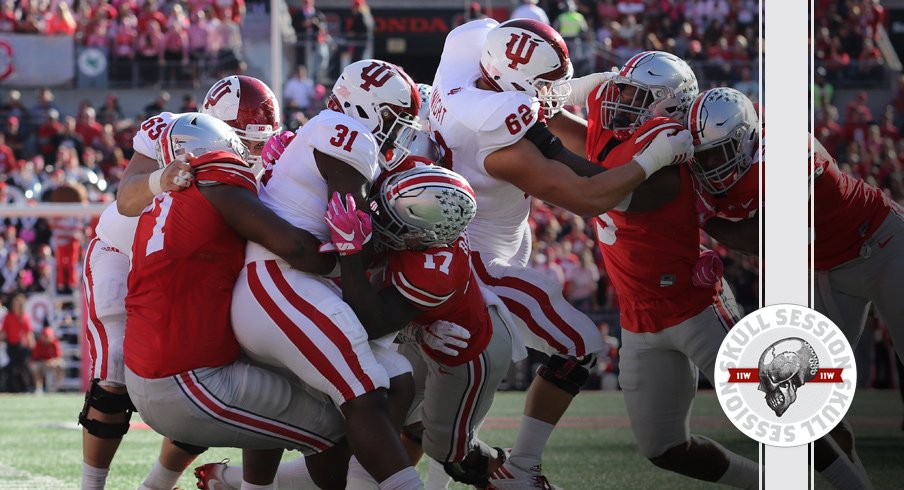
[757,338,819,417]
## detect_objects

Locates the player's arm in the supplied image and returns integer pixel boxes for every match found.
[116,152,193,216]
[339,263,423,339]
[546,108,589,158]
[199,184,337,274]
[485,138,645,217]
[704,213,760,255]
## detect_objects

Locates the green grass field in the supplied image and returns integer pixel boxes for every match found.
[0,390,901,489]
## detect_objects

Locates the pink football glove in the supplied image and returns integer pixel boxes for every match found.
[320,192,372,256]
[261,130,296,167]
[692,249,724,288]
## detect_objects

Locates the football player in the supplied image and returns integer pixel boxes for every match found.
[124,113,351,490]
[228,59,426,490]
[547,54,758,487]
[80,75,283,490]
[689,87,887,489]
[429,19,693,488]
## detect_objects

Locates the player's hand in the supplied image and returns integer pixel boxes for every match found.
[633,126,694,178]
[563,72,617,106]
[321,192,371,256]
[692,249,724,288]
[262,130,296,167]
[400,321,471,357]
[154,153,196,194]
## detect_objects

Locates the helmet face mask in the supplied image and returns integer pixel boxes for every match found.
[375,106,421,171]
[687,87,759,195]
[371,166,477,251]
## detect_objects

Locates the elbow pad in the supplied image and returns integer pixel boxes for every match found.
[524,122,564,159]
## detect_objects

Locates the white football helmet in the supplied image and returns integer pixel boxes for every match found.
[201,75,280,165]
[480,18,573,117]
[156,113,249,167]
[407,83,441,163]
[328,59,421,171]
[687,87,759,195]
[597,51,698,140]
[372,165,477,250]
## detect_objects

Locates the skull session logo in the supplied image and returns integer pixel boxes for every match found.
[715,305,856,447]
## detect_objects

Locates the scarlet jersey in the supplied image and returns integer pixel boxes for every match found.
[700,142,761,223]
[125,151,256,378]
[811,137,894,269]
[430,19,542,266]
[587,97,715,333]
[385,236,491,366]
[245,110,380,264]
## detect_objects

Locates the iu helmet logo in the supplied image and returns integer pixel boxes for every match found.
[359,62,394,92]
[505,32,540,70]
[204,78,233,110]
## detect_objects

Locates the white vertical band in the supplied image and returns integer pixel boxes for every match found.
[763,0,811,485]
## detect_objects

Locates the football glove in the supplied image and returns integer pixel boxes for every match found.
[398,320,471,357]
[692,249,724,288]
[563,72,617,106]
[633,125,694,178]
[319,192,372,256]
[262,130,295,167]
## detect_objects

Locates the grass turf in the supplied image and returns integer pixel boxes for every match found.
[0,390,901,489]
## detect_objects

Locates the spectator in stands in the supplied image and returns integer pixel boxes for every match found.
[29,88,58,134]
[211,10,245,76]
[143,91,170,115]
[734,67,759,100]
[347,0,374,63]
[30,326,63,393]
[16,3,45,34]
[76,107,104,149]
[136,20,164,86]
[0,132,16,174]
[160,17,190,86]
[0,250,22,296]
[284,65,316,119]
[110,10,139,86]
[292,0,330,85]
[461,2,489,24]
[595,321,619,390]
[187,9,212,86]
[0,0,17,32]
[45,2,77,35]
[813,66,834,111]
[511,0,550,24]
[564,249,599,314]
[857,37,884,79]
[98,95,124,126]
[55,116,86,160]
[555,1,589,75]
[179,94,198,113]
[1,294,34,393]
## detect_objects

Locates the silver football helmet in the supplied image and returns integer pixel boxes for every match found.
[598,51,698,140]
[687,87,759,195]
[372,165,477,250]
[156,113,250,167]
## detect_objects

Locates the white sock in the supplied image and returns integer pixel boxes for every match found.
[347,456,380,490]
[379,467,424,490]
[276,456,317,489]
[81,462,109,490]
[141,459,182,490]
[508,416,555,471]
[820,455,872,490]
[716,452,759,490]
[426,458,451,490]
[241,481,277,490]
[222,465,244,489]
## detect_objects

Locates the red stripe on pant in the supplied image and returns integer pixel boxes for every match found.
[247,262,371,403]
[713,289,737,330]
[177,372,331,451]
[471,252,584,355]
[83,238,108,379]
[451,354,485,461]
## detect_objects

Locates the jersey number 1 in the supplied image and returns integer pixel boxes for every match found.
[330,124,359,152]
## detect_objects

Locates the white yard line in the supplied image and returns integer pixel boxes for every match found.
[0,463,77,489]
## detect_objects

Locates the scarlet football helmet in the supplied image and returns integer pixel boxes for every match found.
[201,75,280,163]
[328,59,421,171]
[480,19,573,116]
[372,165,477,250]
[687,87,759,195]
[156,113,249,167]
[598,51,698,140]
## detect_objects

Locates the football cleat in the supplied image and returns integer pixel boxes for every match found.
[487,461,561,490]
[194,458,231,490]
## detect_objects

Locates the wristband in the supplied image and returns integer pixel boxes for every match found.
[148,168,165,195]
[632,155,658,179]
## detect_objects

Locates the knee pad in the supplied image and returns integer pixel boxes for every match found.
[443,446,505,487]
[536,354,594,396]
[171,440,208,456]
[78,379,136,439]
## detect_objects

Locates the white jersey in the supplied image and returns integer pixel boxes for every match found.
[429,19,542,266]
[245,110,380,264]
[94,112,188,256]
